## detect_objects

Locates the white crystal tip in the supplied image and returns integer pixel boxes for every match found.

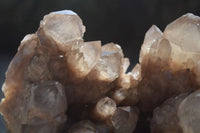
[51,10,77,15]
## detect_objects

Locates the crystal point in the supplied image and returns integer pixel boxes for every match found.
[164,13,200,52]
[39,11,85,51]
[102,42,124,56]
[139,25,162,63]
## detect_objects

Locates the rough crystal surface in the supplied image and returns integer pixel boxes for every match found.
[151,90,200,133]
[178,89,200,133]
[151,93,188,133]
[110,106,139,133]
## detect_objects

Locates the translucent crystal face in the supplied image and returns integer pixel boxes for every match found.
[80,41,101,68]
[97,43,123,81]
[39,10,85,50]
[101,53,122,80]
[164,13,200,53]
[156,39,171,61]
[30,81,67,116]
[66,41,101,78]
[130,63,141,81]
[91,52,122,81]
[139,25,162,63]
[96,97,116,118]
[102,43,124,56]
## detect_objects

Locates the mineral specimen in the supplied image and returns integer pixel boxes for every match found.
[1,9,200,133]
[0,10,138,133]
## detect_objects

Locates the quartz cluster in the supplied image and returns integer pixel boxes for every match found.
[0,10,139,133]
[140,13,200,133]
[1,10,200,133]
